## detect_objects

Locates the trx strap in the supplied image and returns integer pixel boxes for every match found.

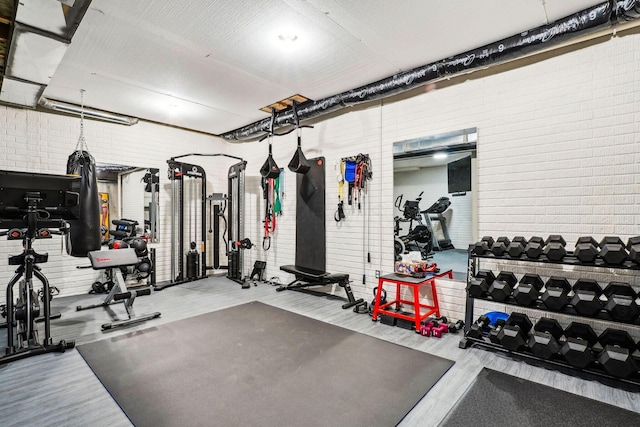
[354,154,370,210]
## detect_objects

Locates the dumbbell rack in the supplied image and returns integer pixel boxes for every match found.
[459,247,640,387]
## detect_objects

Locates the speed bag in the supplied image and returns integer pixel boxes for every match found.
[66,151,101,257]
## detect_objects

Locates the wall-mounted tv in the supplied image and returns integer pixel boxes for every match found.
[447,155,471,194]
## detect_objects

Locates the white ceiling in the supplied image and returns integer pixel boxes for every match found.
[38,0,602,136]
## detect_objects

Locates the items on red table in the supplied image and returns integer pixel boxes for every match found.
[394,260,438,278]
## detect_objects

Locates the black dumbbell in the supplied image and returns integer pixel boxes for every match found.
[603,282,639,322]
[488,271,517,302]
[528,317,564,360]
[507,236,527,258]
[541,277,571,311]
[524,236,545,259]
[560,322,599,369]
[599,236,628,265]
[570,278,603,317]
[467,269,496,297]
[497,312,533,351]
[597,329,640,379]
[476,269,496,284]
[544,235,567,261]
[489,319,507,344]
[490,237,511,256]
[467,315,491,339]
[447,320,465,333]
[472,236,495,255]
[574,236,599,263]
[467,277,488,298]
[512,273,544,306]
[627,236,640,264]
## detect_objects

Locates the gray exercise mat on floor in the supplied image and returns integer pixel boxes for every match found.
[77,301,453,427]
[440,368,640,427]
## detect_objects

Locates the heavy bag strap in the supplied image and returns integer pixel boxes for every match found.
[67,91,96,174]
[74,89,91,154]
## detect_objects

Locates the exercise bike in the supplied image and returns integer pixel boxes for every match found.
[394,192,433,261]
[0,191,75,364]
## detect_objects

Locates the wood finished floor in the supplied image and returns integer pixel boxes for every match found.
[0,276,639,427]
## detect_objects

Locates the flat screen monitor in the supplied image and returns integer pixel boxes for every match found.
[447,155,471,194]
[0,170,81,222]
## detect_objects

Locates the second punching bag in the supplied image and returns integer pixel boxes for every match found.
[66,150,101,257]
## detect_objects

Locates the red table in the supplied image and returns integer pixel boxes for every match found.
[372,270,453,332]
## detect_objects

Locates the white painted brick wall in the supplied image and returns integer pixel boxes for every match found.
[0,109,225,304]
[233,33,640,330]
[1,33,639,338]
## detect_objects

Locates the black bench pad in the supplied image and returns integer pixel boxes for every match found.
[280,265,348,283]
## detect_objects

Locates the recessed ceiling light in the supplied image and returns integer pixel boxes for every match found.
[278,33,298,42]
[433,152,448,160]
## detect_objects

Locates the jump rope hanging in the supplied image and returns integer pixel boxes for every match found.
[336,153,373,284]
[335,154,372,221]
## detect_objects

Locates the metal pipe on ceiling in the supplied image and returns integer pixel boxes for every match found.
[221,0,640,142]
[39,97,139,126]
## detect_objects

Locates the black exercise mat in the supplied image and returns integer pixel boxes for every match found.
[441,368,640,427]
[78,302,453,427]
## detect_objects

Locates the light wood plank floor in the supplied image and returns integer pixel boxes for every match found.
[1,276,639,427]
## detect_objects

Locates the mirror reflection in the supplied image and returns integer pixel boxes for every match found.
[393,128,477,279]
[96,164,160,244]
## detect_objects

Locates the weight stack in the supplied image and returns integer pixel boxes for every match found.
[186,251,199,280]
[228,251,240,280]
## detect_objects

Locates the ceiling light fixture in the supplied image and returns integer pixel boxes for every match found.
[278,33,298,42]
[433,152,448,160]
[39,97,139,126]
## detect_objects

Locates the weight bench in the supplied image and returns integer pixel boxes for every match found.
[76,248,161,330]
[278,265,364,309]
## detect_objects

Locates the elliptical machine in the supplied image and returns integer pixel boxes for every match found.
[393,192,433,261]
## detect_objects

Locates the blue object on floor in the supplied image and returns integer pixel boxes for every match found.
[484,311,508,326]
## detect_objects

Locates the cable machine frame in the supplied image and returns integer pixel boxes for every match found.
[155,153,247,290]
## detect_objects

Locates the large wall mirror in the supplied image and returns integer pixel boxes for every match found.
[96,164,160,244]
[393,128,477,279]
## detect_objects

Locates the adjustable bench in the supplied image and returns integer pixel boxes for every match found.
[278,265,364,309]
[76,248,161,330]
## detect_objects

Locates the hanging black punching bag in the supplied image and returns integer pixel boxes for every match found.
[66,150,101,257]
